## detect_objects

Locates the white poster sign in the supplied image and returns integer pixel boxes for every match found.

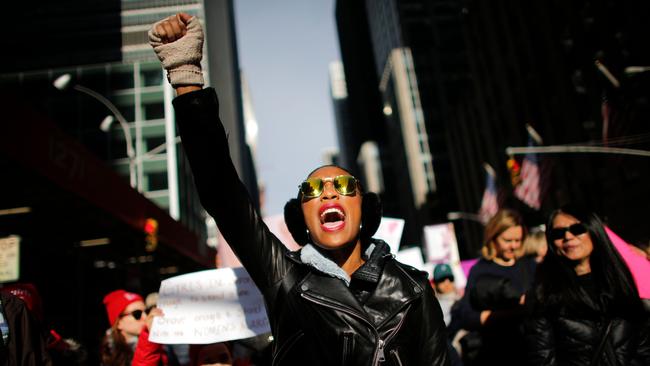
[150,267,270,344]
[395,247,425,271]
[423,223,467,288]
[374,217,405,254]
[0,236,20,283]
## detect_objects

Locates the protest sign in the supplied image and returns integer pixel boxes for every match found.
[0,236,20,283]
[606,227,650,299]
[374,217,405,254]
[395,247,425,271]
[423,223,467,288]
[149,267,270,344]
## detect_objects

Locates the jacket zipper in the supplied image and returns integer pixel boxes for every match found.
[342,331,355,365]
[301,292,385,364]
[378,304,412,365]
[301,293,415,365]
[389,349,404,366]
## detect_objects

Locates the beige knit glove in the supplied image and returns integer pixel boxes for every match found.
[148,15,204,87]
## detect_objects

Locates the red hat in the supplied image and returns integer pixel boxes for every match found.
[0,283,44,321]
[103,289,143,325]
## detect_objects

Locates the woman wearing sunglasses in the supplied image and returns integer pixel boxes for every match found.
[100,290,167,365]
[148,13,449,366]
[525,206,649,365]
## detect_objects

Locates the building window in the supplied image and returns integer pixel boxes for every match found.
[148,172,168,191]
[146,136,166,153]
[144,102,165,120]
[141,69,163,87]
[110,70,134,90]
[117,104,136,122]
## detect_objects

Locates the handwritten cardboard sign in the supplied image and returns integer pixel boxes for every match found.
[149,267,270,344]
[0,236,20,283]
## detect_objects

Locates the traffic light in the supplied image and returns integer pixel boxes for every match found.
[144,218,158,252]
[507,156,521,188]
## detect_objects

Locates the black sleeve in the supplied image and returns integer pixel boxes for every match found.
[172,88,292,294]
[523,295,556,366]
[1,293,52,366]
[419,282,451,366]
[452,267,482,331]
[633,313,650,366]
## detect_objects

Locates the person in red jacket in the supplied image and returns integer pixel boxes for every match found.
[100,289,166,366]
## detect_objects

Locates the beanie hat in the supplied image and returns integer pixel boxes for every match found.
[103,290,143,325]
[433,263,454,282]
[0,283,44,321]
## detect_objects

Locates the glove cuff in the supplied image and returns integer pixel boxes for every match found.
[167,65,204,87]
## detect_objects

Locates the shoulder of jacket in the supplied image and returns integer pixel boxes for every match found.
[391,258,430,284]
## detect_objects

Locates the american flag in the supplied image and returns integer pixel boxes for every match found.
[514,126,550,210]
[478,163,499,224]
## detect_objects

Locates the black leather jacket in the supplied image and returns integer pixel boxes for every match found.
[173,88,449,365]
[524,288,650,366]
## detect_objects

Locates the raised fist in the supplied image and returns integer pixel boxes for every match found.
[149,13,204,87]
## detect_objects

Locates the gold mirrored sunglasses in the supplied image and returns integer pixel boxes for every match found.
[300,175,358,198]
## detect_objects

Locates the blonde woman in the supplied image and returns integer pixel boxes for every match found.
[451,209,536,366]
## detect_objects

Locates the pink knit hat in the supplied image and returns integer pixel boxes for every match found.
[103,289,143,325]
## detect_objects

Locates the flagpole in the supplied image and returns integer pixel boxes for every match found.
[505,145,650,157]
[483,162,496,177]
[525,124,543,145]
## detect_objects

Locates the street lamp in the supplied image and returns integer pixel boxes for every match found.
[53,74,137,188]
[624,66,650,75]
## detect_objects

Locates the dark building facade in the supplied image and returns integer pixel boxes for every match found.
[1,0,259,362]
[335,0,650,257]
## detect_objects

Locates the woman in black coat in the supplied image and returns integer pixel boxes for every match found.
[450,209,536,366]
[148,13,449,366]
[524,206,650,366]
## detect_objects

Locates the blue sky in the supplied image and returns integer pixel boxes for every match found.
[234,0,341,216]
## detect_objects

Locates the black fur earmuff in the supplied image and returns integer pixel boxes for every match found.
[284,198,309,245]
[283,192,383,246]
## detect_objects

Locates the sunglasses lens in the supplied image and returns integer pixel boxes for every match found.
[549,228,566,241]
[301,178,322,198]
[132,310,143,320]
[334,176,357,195]
[550,223,587,240]
[569,223,587,236]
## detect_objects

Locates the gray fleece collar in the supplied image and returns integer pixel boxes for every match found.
[300,244,351,286]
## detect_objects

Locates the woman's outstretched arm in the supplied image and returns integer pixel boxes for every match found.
[148,14,291,294]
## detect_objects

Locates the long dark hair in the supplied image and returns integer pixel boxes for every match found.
[534,205,643,318]
[100,321,133,366]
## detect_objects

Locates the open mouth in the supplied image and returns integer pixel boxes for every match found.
[319,204,346,232]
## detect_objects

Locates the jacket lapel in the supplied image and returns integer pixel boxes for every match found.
[363,260,423,327]
[298,272,369,318]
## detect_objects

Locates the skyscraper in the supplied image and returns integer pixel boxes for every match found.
[1,0,257,360]
[335,0,650,256]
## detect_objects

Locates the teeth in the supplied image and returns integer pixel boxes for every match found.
[320,208,344,220]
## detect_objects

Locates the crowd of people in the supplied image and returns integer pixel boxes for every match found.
[1,12,649,366]
[434,207,650,366]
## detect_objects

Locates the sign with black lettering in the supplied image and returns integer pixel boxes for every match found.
[0,236,20,283]
[150,267,270,344]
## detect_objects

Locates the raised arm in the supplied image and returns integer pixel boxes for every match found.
[148,14,291,293]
